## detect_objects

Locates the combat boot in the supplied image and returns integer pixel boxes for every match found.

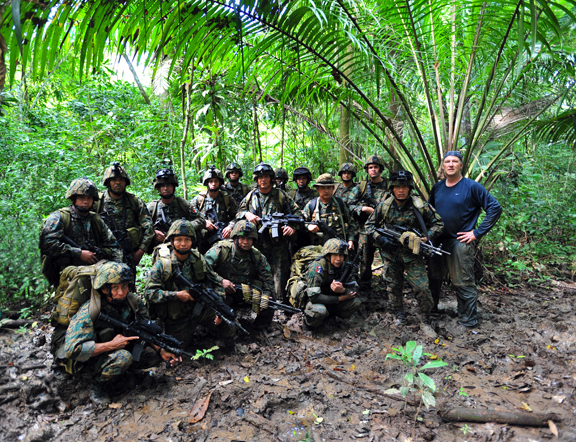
[89,382,110,406]
[395,309,406,325]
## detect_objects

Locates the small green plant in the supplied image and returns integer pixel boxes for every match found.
[459,387,469,397]
[16,325,29,334]
[191,346,219,362]
[461,424,470,435]
[385,341,448,418]
[453,364,459,372]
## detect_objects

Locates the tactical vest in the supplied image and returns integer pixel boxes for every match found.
[213,239,263,283]
[93,191,144,250]
[148,197,191,220]
[379,194,426,219]
[195,191,232,213]
[245,188,287,216]
[308,196,347,239]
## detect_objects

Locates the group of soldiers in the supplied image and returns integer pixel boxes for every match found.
[39,152,502,403]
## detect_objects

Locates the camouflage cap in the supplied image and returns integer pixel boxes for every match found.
[252,163,275,181]
[363,154,385,171]
[314,173,335,187]
[225,162,244,178]
[338,162,357,177]
[292,166,312,182]
[103,161,131,187]
[153,168,178,188]
[93,262,134,290]
[65,177,100,201]
[203,166,225,186]
[166,219,197,242]
[388,170,414,190]
[231,220,258,240]
[322,238,349,256]
[275,167,289,180]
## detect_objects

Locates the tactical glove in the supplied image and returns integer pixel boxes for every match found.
[377,235,399,251]
[399,231,421,254]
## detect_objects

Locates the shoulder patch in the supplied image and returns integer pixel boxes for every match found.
[315,265,323,274]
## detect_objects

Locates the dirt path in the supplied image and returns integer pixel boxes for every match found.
[1,279,575,441]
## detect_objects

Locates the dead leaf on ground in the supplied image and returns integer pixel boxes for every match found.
[188,390,213,423]
[108,403,122,409]
[283,325,292,339]
[520,402,532,412]
[552,395,566,404]
[548,420,558,437]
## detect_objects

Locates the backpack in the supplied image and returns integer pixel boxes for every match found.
[286,245,323,308]
[40,208,104,287]
[51,260,108,327]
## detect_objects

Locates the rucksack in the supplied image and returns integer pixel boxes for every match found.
[286,245,323,309]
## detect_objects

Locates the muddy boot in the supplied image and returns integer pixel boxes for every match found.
[421,316,437,339]
[89,382,110,406]
[395,309,406,326]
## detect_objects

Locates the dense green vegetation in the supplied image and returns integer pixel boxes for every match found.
[0,0,575,309]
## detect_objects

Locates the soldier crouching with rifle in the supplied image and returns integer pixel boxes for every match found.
[205,220,300,331]
[303,239,362,328]
[63,262,181,405]
[144,220,236,351]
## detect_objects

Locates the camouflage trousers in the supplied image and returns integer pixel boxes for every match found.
[164,305,236,350]
[358,230,375,286]
[383,255,433,314]
[304,297,361,328]
[257,241,291,303]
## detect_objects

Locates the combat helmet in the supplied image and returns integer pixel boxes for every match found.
[252,163,275,181]
[314,173,335,187]
[338,162,357,178]
[388,170,415,190]
[153,168,178,189]
[292,166,312,182]
[225,162,244,179]
[166,219,197,242]
[203,166,225,186]
[93,262,134,290]
[102,161,131,187]
[275,167,289,181]
[65,178,100,201]
[322,238,349,256]
[363,154,385,172]
[231,220,258,240]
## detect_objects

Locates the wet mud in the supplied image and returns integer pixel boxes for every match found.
[1,277,575,441]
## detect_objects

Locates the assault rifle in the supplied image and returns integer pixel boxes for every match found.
[153,205,171,234]
[357,180,379,224]
[233,284,302,315]
[336,247,361,290]
[100,207,136,277]
[173,267,249,335]
[258,213,345,241]
[205,200,227,246]
[61,234,106,262]
[97,312,194,361]
[374,226,450,257]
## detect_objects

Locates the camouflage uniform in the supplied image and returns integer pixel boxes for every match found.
[305,253,361,327]
[223,182,250,206]
[334,182,358,201]
[237,164,302,302]
[147,198,205,235]
[190,191,237,228]
[366,193,443,314]
[144,245,235,349]
[288,187,319,211]
[302,197,357,246]
[205,236,275,328]
[63,294,152,382]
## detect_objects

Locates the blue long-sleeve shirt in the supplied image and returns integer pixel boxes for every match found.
[428,177,502,240]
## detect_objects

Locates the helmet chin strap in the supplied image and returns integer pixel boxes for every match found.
[175,246,192,255]
[342,177,352,183]
[74,204,90,214]
[161,193,175,199]
[109,187,125,197]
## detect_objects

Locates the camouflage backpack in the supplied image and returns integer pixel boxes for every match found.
[286,245,323,309]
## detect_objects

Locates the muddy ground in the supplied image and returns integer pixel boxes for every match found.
[1,274,576,442]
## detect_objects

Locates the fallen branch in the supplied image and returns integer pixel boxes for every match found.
[0,320,35,329]
[0,383,21,394]
[321,367,560,426]
[0,394,19,405]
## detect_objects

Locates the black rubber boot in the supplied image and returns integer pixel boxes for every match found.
[89,382,110,406]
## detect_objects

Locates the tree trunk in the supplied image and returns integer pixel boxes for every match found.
[179,81,192,199]
[339,44,353,165]
[123,51,151,105]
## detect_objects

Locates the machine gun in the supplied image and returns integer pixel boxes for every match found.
[61,235,106,262]
[336,247,361,290]
[99,207,136,277]
[205,200,227,246]
[97,312,195,361]
[258,212,347,242]
[153,205,172,234]
[374,226,450,257]
[233,284,301,315]
[172,267,249,335]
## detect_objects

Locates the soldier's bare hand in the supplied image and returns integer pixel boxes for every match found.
[214,316,223,326]
[109,334,139,350]
[348,241,355,250]
[132,248,145,265]
[245,213,260,224]
[338,292,356,302]
[155,230,166,242]
[176,290,194,302]
[206,220,217,231]
[222,279,236,294]
[80,250,98,264]
[362,206,375,215]
[330,281,345,293]
[160,349,181,366]
[282,226,295,236]
[307,224,320,233]
[222,227,232,239]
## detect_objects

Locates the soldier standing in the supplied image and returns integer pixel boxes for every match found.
[147,168,205,251]
[287,167,319,210]
[223,162,250,206]
[334,162,358,201]
[40,178,122,356]
[144,220,236,350]
[302,173,357,248]
[237,163,302,302]
[191,166,237,253]
[304,239,362,328]
[95,162,154,270]
[366,171,443,326]
[205,220,276,330]
[346,154,390,293]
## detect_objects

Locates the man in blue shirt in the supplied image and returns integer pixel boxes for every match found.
[428,151,502,328]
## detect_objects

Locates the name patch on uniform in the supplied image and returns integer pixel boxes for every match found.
[315,265,323,273]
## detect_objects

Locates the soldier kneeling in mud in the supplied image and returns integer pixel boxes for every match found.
[303,239,362,328]
[63,262,181,405]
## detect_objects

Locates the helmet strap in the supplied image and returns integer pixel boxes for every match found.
[342,177,352,183]
[108,186,125,197]
[73,204,91,214]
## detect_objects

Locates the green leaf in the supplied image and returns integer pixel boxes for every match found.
[422,390,436,409]
[399,386,409,397]
[420,360,448,370]
[385,388,401,395]
[386,353,402,361]
[11,0,23,54]
[405,372,414,383]
[413,345,423,367]
[405,341,417,355]
[418,373,436,392]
